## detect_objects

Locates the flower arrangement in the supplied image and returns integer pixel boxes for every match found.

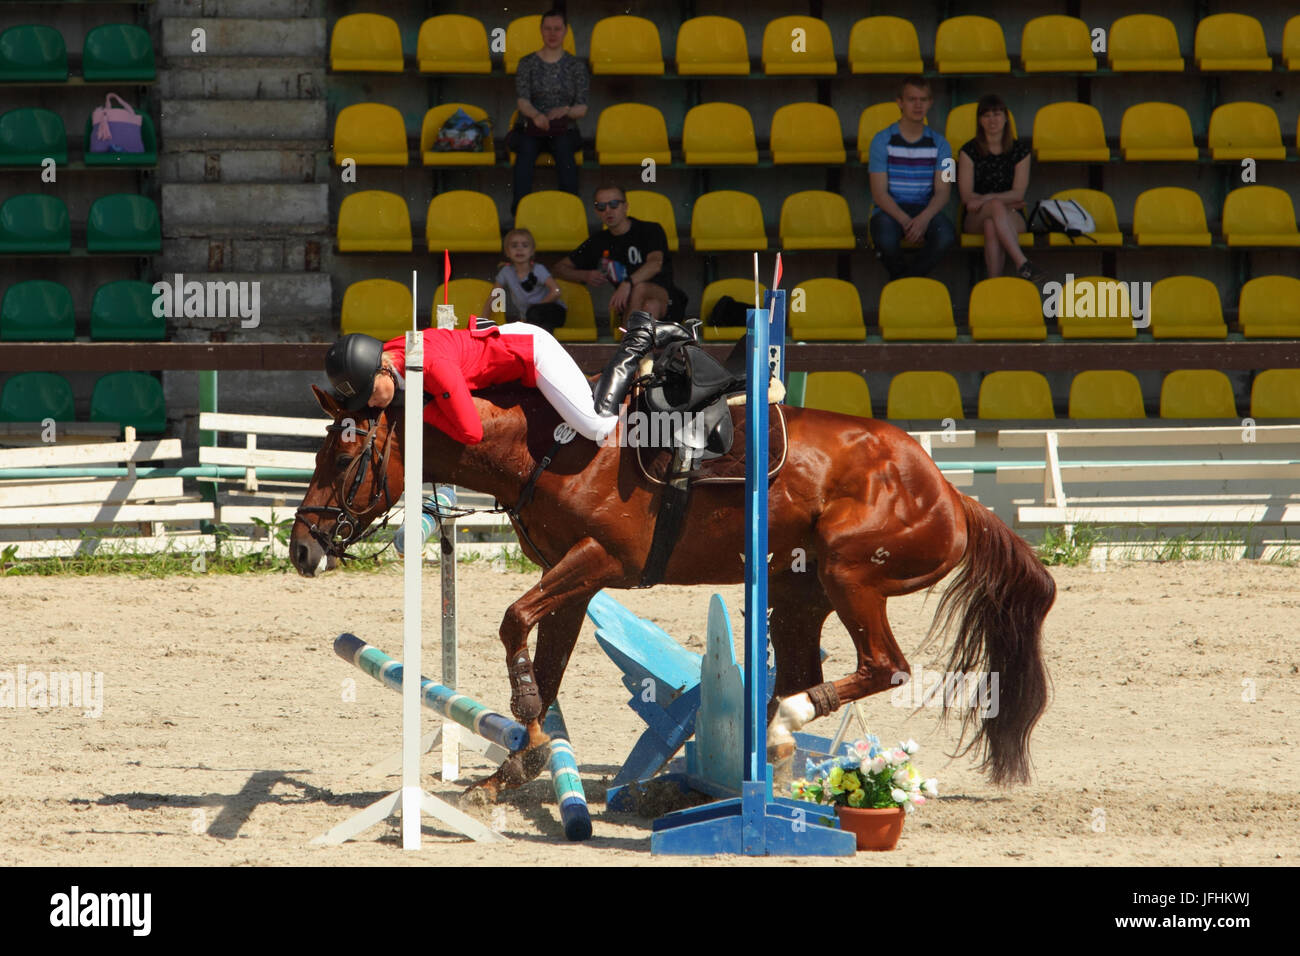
[790,735,938,812]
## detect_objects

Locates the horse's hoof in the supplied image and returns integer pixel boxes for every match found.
[459,784,495,809]
[770,751,795,789]
[766,740,795,767]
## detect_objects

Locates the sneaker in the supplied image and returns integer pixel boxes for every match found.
[1018,260,1047,284]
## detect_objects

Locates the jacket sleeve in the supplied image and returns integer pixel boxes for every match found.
[423,357,484,445]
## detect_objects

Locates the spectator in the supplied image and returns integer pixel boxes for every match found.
[483,228,566,332]
[868,77,956,280]
[511,7,588,214]
[958,94,1041,281]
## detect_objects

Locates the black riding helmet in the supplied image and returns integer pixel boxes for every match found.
[325,333,384,411]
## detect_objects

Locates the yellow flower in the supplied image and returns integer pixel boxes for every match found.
[847,788,866,808]
[827,766,843,788]
[841,770,861,792]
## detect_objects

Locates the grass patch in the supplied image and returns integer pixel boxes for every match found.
[1035,524,1105,566]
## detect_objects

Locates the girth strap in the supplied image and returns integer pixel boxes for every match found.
[638,446,694,587]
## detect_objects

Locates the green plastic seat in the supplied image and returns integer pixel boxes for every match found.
[0,25,68,82]
[83,111,157,166]
[0,194,71,253]
[0,108,67,165]
[86,194,161,253]
[82,24,155,81]
[1,280,75,341]
[91,280,163,340]
[91,371,165,434]
[0,372,76,422]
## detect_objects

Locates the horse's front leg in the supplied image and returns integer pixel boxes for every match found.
[466,536,619,803]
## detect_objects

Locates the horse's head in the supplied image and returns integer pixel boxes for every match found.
[290,385,404,576]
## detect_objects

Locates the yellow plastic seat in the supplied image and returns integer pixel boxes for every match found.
[700,279,765,341]
[878,278,956,341]
[968,278,1047,340]
[331,14,403,72]
[804,372,872,418]
[1120,103,1198,161]
[1208,103,1286,160]
[506,110,583,168]
[788,278,865,341]
[935,16,1010,73]
[1149,276,1227,339]
[515,191,589,252]
[551,281,597,342]
[426,191,500,253]
[1046,189,1122,246]
[1160,370,1237,419]
[625,190,679,252]
[1021,16,1096,72]
[590,16,664,75]
[848,17,922,74]
[978,371,1055,419]
[675,17,749,75]
[944,102,1015,155]
[886,372,964,420]
[1286,16,1300,70]
[1132,188,1211,246]
[858,103,901,162]
[779,191,854,250]
[334,103,407,166]
[1239,276,1300,337]
[341,279,412,339]
[1222,186,1300,247]
[596,103,671,166]
[505,16,575,73]
[683,103,757,164]
[1251,370,1300,418]
[762,16,836,75]
[338,191,411,252]
[1195,13,1271,71]
[1108,14,1184,71]
[417,15,490,73]
[1055,276,1137,339]
[771,103,846,165]
[419,103,495,166]
[1033,103,1109,162]
[432,279,498,329]
[1068,370,1146,419]
[690,191,767,251]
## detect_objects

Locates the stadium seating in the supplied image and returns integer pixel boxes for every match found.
[675,17,749,75]
[1046,189,1122,246]
[505,16,575,73]
[1120,103,1198,161]
[590,16,664,75]
[1194,14,1271,71]
[425,191,501,252]
[1108,14,1184,71]
[779,191,854,250]
[332,13,403,72]
[334,103,408,165]
[848,17,922,74]
[1239,276,1300,337]
[1132,187,1211,246]
[551,280,597,342]
[1055,277,1137,339]
[90,280,164,340]
[1148,277,1227,339]
[419,104,495,166]
[0,108,66,165]
[1,280,74,341]
[762,16,836,74]
[340,279,411,340]
[682,103,758,164]
[1068,371,1146,419]
[0,194,70,253]
[337,191,412,252]
[1222,186,1300,247]
[887,372,964,419]
[515,191,588,252]
[968,278,1046,340]
[1250,370,1300,418]
[506,110,583,167]
[87,194,161,253]
[0,25,67,81]
[788,279,865,340]
[1,372,75,422]
[82,24,155,81]
[1285,16,1300,70]
[944,102,1016,154]
[83,112,157,166]
[770,103,846,164]
[690,191,767,251]
[878,278,956,341]
[418,15,490,73]
[596,104,671,165]
[625,190,679,252]
[699,279,764,340]
[432,279,496,328]
[803,372,872,418]
[91,372,167,434]
[1208,103,1285,160]
[978,371,1054,419]
[858,103,902,161]
[957,205,1033,249]
[935,16,1009,73]
[1159,370,1237,418]
[1020,16,1096,72]
[1033,103,1109,161]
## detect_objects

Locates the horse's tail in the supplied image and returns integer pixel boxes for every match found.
[923,493,1055,785]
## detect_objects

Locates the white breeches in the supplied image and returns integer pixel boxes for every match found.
[497,323,617,443]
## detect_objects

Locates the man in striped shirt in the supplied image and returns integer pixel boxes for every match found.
[868,77,956,280]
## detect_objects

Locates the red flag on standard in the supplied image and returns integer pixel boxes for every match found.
[772,253,783,291]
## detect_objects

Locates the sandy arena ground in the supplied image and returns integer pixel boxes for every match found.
[1,560,1296,866]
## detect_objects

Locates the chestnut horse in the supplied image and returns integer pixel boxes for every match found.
[291,384,1054,801]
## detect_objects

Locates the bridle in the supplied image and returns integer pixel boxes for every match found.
[294,409,398,560]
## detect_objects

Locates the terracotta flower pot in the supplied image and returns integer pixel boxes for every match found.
[836,805,905,851]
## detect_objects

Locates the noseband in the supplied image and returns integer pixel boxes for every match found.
[295,412,397,560]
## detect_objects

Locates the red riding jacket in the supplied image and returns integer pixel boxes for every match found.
[382,325,536,445]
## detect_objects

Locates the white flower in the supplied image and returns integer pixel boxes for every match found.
[912,795,926,806]
[893,768,911,787]
[903,739,919,754]
[891,787,908,804]
[870,755,888,774]
[923,778,939,796]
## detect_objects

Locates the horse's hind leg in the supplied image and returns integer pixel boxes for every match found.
[768,571,833,714]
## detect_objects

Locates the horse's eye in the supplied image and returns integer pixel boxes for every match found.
[335,455,352,470]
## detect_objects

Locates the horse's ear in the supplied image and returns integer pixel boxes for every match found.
[312,384,341,418]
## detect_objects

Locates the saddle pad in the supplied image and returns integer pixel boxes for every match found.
[634,398,788,486]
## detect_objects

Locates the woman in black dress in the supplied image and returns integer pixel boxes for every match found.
[957,94,1042,281]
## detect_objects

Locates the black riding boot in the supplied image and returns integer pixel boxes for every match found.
[592,311,695,417]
